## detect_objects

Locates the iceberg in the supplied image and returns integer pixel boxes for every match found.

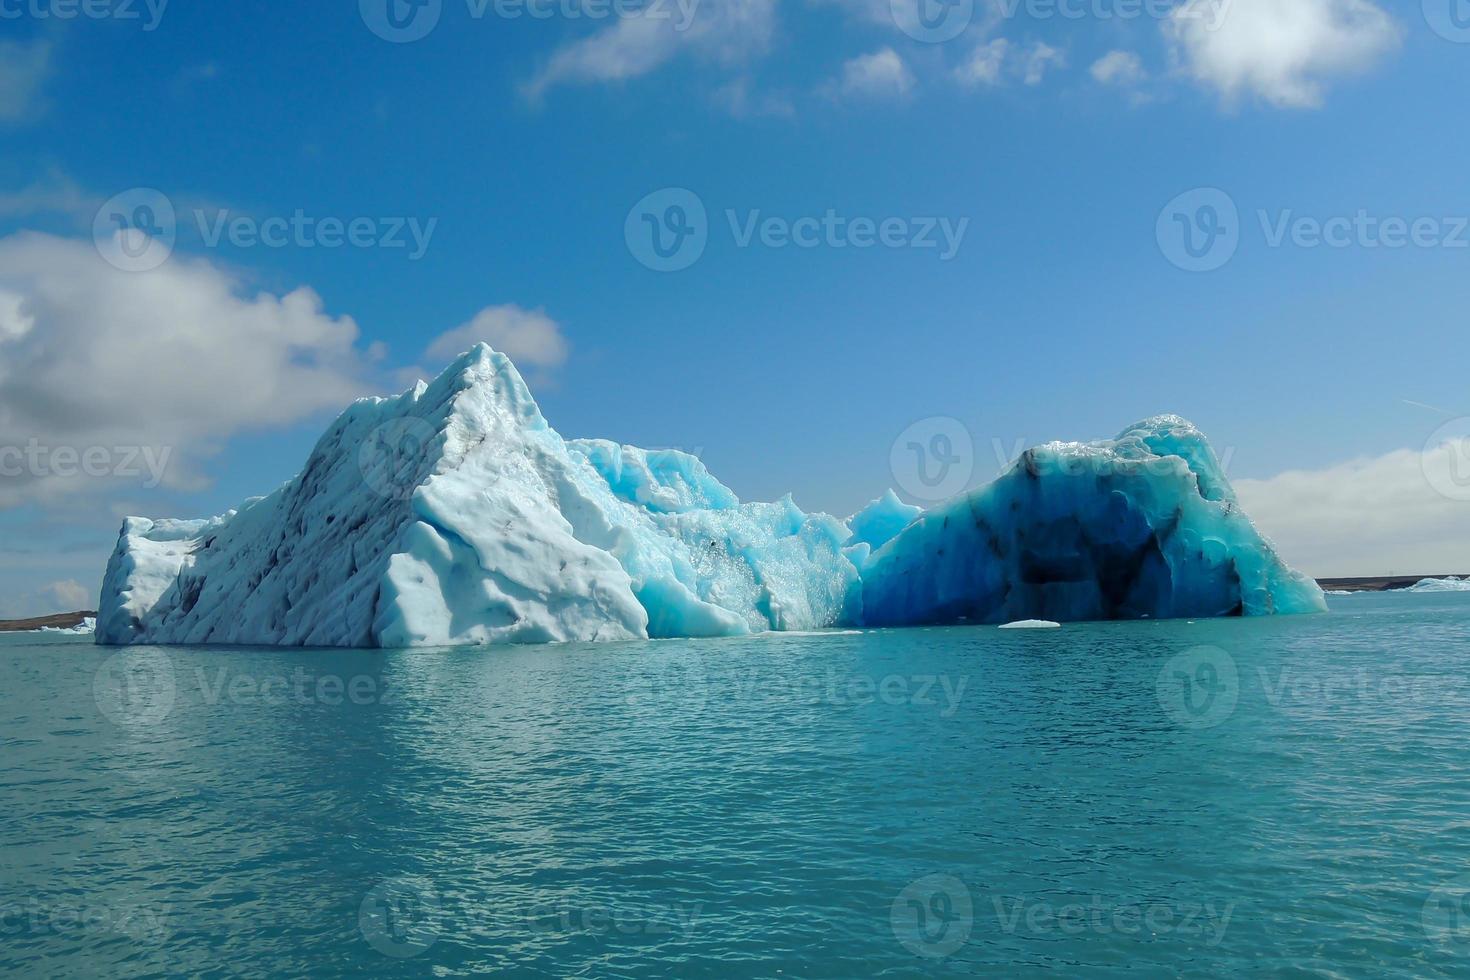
[25,617,97,635]
[1404,577,1470,593]
[98,346,853,647]
[97,346,1324,648]
[858,417,1325,626]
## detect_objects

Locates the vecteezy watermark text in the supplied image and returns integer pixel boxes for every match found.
[94,651,402,729]
[625,188,968,272]
[356,875,703,960]
[93,188,437,272]
[523,902,704,938]
[1157,645,1469,730]
[990,894,1235,945]
[0,0,167,29]
[890,874,1235,959]
[1158,187,1470,272]
[194,210,436,258]
[0,899,169,943]
[891,0,1228,43]
[359,0,698,43]
[0,441,170,488]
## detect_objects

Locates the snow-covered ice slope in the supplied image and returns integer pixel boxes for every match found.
[97,350,1322,647]
[97,345,853,647]
[858,417,1325,627]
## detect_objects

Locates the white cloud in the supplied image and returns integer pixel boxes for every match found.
[952,38,1065,89]
[1234,440,1470,577]
[1164,0,1400,109]
[423,304,570,371]
[0,39,51,123]
[1091,49,1145,86]
[0,577,95,618]
[1021,41,1065,86]
[832,48,915,101]
[522,0,775,100]
[712,76,794,118]
[0,232,374,506]
[954,38,1010,88]
[42,578,91,610]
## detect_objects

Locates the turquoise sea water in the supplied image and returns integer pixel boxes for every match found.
[4,592,1470,977]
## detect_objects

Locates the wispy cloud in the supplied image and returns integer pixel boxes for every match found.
[521,0,775,101]
[829,47,915,102]
[0,169,100,224]
[1091,49,1146,87]
[0,39,53,123]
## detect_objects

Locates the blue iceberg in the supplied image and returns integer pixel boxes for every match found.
[97,347,1323,647]
[857,417,1325,627]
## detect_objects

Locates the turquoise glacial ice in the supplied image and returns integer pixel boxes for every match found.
[97,347,1323,647]
[858,416,1325,627]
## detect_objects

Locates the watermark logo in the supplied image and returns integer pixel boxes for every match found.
[360,877,441,958]
[358,418,439,501]
[727,667,970,717]
[361,0,699,42]
[1157,187,1239,273]
[890,416,973,503]
[1422,418,1470,502]
[525,901,703,938]
[94,188,437,271]
[990,894,1234,944]
[1257,665,1464,715]
[1160,189,1470,271]
[891,0,973,43]
[93,650,177,728]
[623,648,709,715]
[1424,874,1470,947]
[360,0,443,42]
[626,187,708,272]
[891,873,973,959]
[1156,645,1238,729]
[625,188,969,271]
[0,899,170,943]
[0,0,169,30]
[93,188,176,273]
[1424,0,1470,42]
[0,441,171,488]
[989,0,1230,26]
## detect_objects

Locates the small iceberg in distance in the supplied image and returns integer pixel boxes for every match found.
[96,347,1324,648]
[34,617,95,635]
[1405,577,1470,593]
[999,620,1062,630]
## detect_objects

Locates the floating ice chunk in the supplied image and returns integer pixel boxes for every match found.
[857,415,1326,628]
[998,620,1062,629]
[1404,577,1470,593]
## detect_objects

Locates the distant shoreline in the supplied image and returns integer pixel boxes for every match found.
[1315,576,1464,594]
[0,611,97,633]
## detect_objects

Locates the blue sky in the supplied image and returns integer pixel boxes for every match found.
[1,0,1469,613]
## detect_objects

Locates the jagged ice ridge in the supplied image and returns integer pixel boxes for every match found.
[97,346,1324,647]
